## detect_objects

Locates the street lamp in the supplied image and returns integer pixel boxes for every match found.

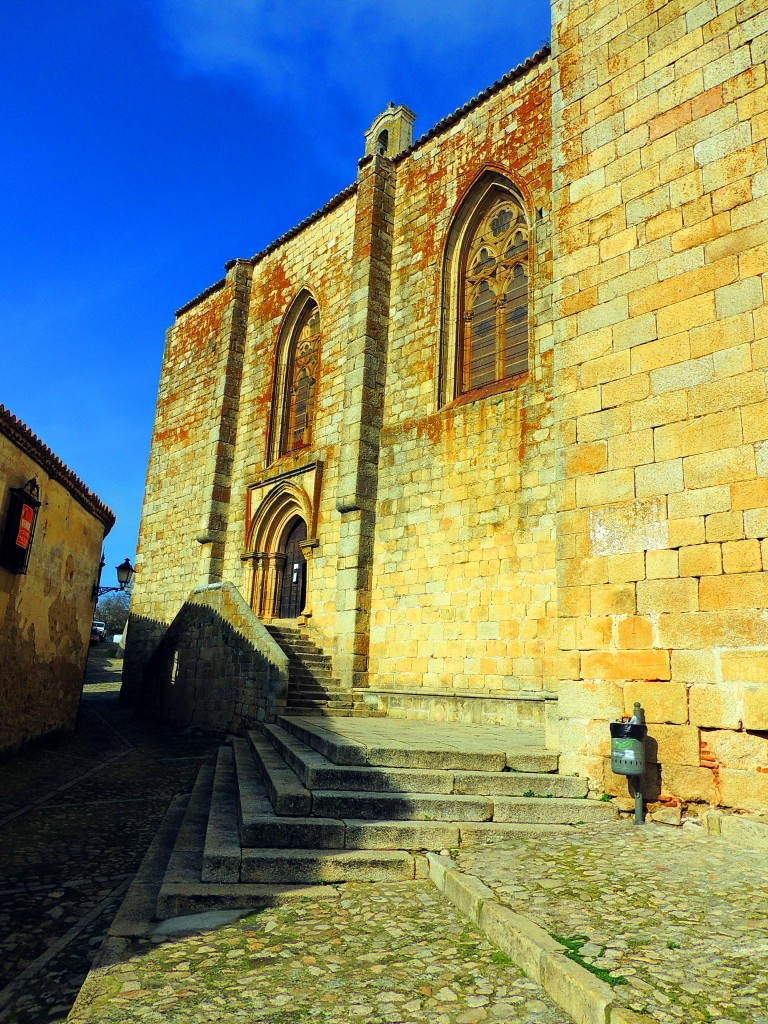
[92,556,134,600]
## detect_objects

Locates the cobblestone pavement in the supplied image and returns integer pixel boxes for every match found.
[458,821,768,1024]
[0,647,221,1024]
[70,884,570,1024]
[6,650,767,1024]
[1,650,568,1024]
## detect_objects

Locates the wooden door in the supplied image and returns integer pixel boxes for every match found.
[278,518,307,618]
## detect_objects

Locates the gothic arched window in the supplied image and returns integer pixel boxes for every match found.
[438,176,531,406]
[281,301,320,455]
[459,192,529,394]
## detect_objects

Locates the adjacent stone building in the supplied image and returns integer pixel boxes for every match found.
[124,0,768,812]
[0,405,115,754]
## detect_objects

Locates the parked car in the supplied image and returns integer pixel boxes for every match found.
[92,620,107,642]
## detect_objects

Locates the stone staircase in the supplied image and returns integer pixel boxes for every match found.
[265,622,354,716]
[152,716,617,918]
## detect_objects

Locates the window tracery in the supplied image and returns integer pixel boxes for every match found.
[280,302,320,456]
[459,192,529,394]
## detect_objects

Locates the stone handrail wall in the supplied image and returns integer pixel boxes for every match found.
[137,582,289,733]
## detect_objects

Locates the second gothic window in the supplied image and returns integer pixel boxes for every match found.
[459,191,529,394]
[281,302,320,455]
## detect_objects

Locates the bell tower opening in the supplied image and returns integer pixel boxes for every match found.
[363,102,416,159]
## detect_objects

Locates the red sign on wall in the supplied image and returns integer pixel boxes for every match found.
[16,504,34,549]
[0,483,41,574]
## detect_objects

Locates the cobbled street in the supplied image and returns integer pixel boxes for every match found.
[0,647,220,1023]
[70,883,569,1024]
[1,648,568,1024]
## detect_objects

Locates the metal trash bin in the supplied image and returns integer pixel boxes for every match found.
[610,722,646,776]
[610,702,646,824]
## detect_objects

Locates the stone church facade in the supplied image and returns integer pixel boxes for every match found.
[124,0,768,813]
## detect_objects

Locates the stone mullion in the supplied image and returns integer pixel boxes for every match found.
[495,288,506,381]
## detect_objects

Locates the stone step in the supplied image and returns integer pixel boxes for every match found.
[287,689,351,704]
[287,668,341,681]
[317,791,612,825]
[287,700,355,713]
[286,648,328,662]
[239,789,590,851]
[287,685,350,698]
[232,736,273,828]
[240,848,420,884]
[155,764,341,917]
[288,669,340,685]
[342,819,578,849]
[250,727,600,823]
[266,636,324,656]
[286,693,353,703]
[233,737,346,848]
[288,671,342,689]
[289,677,339,691]
[266,630,319,651]
[157,762,214,916]
[266,624,349,714]
[201,745,241,883]
[487,796,616,825]
[277,715,559,773]
[285,708,354,717]
[453,769,587,799]
[263,722,450,793]
[283,653,334,670]
[247,730,311,816]
[287,652,332,665]
[312,790,494,821]
[263,723,586,798]
[350,706,388,718]
[217,742,462,883]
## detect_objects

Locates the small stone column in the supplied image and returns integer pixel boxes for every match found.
[263,553,286,619]
[298,538,319,622]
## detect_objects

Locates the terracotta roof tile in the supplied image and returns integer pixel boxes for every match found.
[0,405,115,532]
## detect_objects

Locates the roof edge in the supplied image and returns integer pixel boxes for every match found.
[170,48,550,320]
[0,405,115,534]
[395,45,551,163]
[175,277,227,319]
[249,181,358,265]
[173,183,358,319]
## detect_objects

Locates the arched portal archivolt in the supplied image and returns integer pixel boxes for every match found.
[242,481,317,621]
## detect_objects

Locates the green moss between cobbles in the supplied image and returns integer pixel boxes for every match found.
[551,934,627,987]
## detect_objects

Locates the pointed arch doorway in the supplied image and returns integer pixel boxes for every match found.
[242,476,319,623]
[277,516,307,619]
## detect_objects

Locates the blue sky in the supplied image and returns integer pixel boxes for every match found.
[1,0,551,584]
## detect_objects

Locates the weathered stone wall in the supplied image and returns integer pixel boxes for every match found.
[123,264,252,701]
[368,59,558,697]
[223,192,358,649]
[127,0,768,811]
[137,582,288,732]
[551,0,768,808]
[0,411,112,753]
